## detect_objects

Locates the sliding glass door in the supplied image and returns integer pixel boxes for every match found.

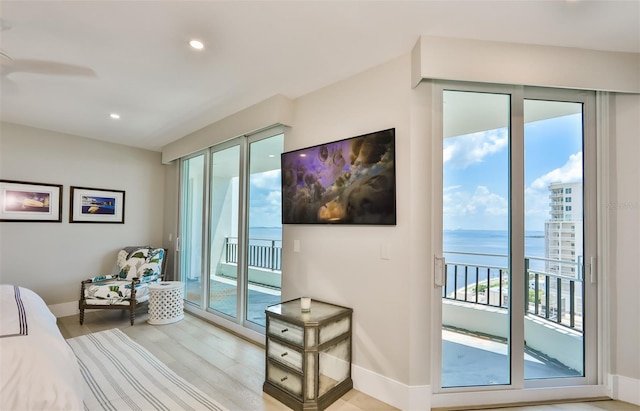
[245,136,283,327]
[436,83,596,395]
[181,153,205,306]
[179,128,284,332]
[209,144,240,319]
[441,90,512,387]
[523,97,587,381]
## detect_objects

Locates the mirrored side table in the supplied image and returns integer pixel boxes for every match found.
[263,298,353,411]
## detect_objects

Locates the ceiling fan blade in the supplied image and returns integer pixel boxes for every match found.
[3,59,95,77]
[1,76,18,95]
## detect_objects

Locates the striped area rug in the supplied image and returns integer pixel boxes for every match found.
[67,328,227,411]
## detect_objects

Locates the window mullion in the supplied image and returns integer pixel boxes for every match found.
[510,86,526,389]
[237,137,249,325]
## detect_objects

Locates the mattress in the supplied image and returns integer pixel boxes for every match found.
[0,285,84,410]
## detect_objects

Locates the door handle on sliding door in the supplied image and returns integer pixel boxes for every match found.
[434,255,445,288]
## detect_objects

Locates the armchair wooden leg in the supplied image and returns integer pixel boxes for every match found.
[130,305,135,325]
[79,305,85,325]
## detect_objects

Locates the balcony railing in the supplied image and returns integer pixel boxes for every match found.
[443,251,583,333]
[224,237,282,271]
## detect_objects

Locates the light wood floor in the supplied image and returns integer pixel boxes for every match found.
[57,310,638,411]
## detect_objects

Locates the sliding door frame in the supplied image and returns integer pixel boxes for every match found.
[179,149,210,308]
[178,126,284,343]
[431,80,602,408]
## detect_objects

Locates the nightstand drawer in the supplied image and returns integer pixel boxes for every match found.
[268,317,303,346]
[268,338,303,372]
[267,360,303,398]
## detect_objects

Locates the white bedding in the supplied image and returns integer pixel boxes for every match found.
[1,285,84,411]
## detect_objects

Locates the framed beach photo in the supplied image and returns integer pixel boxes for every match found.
[0,180,63,222]
[70,186,125,223]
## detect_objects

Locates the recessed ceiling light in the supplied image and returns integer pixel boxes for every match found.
[109,113,120,119]
[268,154,275,158]
[189,39,204,50]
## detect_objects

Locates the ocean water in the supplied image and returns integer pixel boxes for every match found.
[251,227,547,268]
[248,227,283,242]
[444,229,546,267]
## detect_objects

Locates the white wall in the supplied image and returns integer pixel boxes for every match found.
[610,94,640,391]
[0,122,166,308]
[284,54,414,384]
[282,53,433,407]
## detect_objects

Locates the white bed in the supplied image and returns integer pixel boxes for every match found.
[1,285,84,411]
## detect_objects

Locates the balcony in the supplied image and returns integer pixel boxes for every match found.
[184,237,283,327]
[442,251,583,386]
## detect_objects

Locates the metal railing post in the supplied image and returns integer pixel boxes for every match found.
[499,269,503,308]
[464,266,468,301]
[570,280,575,328]
[486,268,491,305]
[475,267,479,303]
[545,275,551,319]
[443,264,449,297]
[524,258,530,312]
[270,240,275,270]
[535,273,540,315]
[557,277,562,324]
[454,265,458,299]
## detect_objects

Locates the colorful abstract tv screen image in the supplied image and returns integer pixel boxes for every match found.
[281,128,396,225]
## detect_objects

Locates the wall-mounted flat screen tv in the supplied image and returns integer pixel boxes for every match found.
[281,128,396,225]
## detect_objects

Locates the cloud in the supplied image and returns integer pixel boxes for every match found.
[250,169,281,189]
[444,129,508,169]
[529,152,582,191]
[444,185,508,217]
[264,190,281,207]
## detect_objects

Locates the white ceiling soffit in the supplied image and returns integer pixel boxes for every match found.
[0,1,638,151]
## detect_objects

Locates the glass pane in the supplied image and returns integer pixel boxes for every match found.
[442,90,511,387]
[209,145,240,318]
[524,99,584,379]
[181,154,205,306]
[246,134,284,326]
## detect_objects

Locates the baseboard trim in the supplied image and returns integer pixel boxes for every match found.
[352,364,431,411]
[48,301,79,318]
[609,374,640,405]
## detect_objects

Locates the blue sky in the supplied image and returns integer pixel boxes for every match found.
[248,169,282,228]
[444,113,583,231]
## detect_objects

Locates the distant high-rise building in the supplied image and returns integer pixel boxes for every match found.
[545,182,583,278]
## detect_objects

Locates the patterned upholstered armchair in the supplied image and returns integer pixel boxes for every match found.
[79,246,168,325]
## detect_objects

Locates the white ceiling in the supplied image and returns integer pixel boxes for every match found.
[1,1,638,152]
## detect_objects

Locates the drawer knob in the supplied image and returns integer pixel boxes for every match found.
[281,352,288,357]
[281,328,288,333]
[281,376,288,382]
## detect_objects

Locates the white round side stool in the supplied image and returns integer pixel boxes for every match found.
[147,281,184,325]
